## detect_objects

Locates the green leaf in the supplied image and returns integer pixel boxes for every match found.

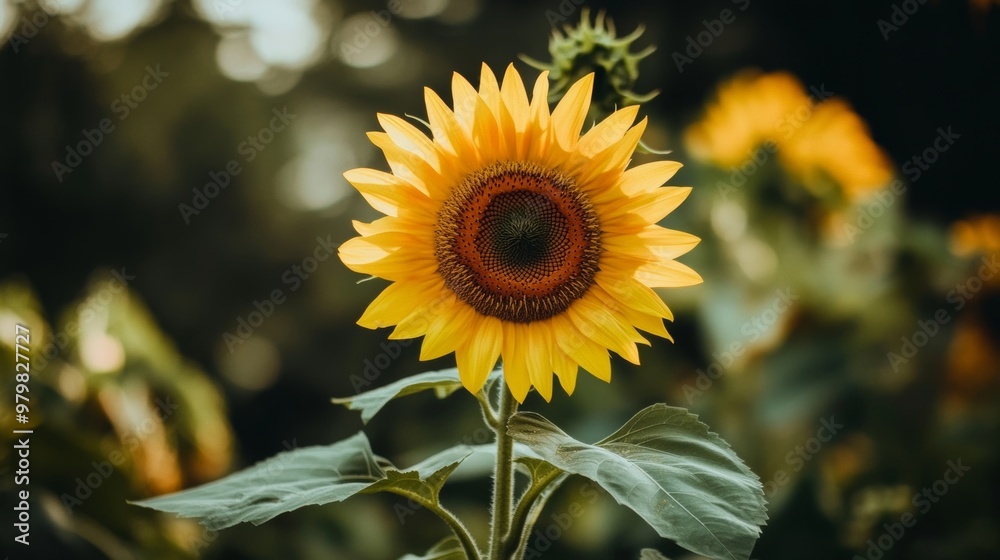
[332,368,467,424]
[399,536,466,560]
[132,434,474,532]
[508,404,767,560]
[638,549,672,560]
[362,445,473,505]
[132,432,385,530]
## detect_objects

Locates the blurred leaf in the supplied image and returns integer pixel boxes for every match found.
[332,368,466,424]
[398,536,465,560]
[638,549,672,560]
[508,404,767,560]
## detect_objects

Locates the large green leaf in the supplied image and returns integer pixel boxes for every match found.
[332,368,466,424]
[132,433,472,531]
[508,404,767,560]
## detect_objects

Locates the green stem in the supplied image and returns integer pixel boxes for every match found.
[390,491,481,560]
[477,388,499,431]
[425,500,483,560]
[488,385,518,560]
[505,471,566,559]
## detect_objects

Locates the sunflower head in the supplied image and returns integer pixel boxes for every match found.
[340,63,701,402]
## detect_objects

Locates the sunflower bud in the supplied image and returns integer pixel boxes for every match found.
[522,8,658,121]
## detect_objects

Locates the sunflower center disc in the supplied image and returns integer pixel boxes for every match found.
[435,161,601,323]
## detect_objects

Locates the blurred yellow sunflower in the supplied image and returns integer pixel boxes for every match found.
[685,70,893,201]
[339,63,701,402]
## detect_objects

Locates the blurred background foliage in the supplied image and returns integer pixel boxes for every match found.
[1,0,999,559]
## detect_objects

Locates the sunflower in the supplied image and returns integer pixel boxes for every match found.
[339,63,701,402]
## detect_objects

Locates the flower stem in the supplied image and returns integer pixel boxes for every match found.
[505,470,565,559]
[425,501,482,560]
[488,385,518,560]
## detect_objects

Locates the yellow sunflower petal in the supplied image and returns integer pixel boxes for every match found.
[551,348,579,395]
[567,295,646,364]
[634,259,704,288]
[421,301,477,361]
[358,278,445,329]
[502,323,531,403]
[500,63,530,134]
[550,72,594,151]
[390,290,455,340]
[424,87,477,163]
[552,314,612,382]
[455,315,502,393]
[478,63,502,120]
[575,105,640,159]
[525,322,555,402]
[595,271,674,320]
[618,161,684,196]
[343,168,435,219]
[451,71,479,132]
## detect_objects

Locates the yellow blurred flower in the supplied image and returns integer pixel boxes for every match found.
[685,70,894,201]
[684,71,809,167]
[781,98,894,200]
[949,214,1000,257]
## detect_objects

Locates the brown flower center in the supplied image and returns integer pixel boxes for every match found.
[434,161,601,323]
